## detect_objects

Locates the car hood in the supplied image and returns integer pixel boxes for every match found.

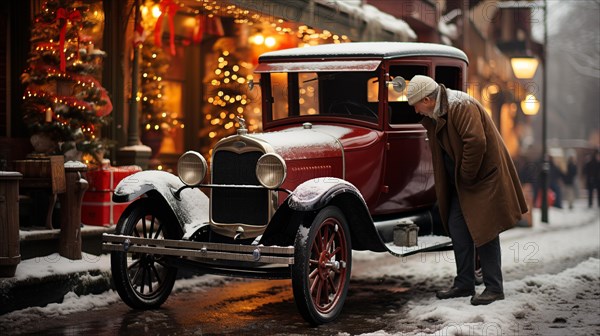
[248,124,380,160]
[249,125,342,160]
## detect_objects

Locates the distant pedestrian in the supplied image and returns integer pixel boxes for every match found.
[547,156,563,208]
[562,156,578,210]
[406,75,528,306]
[583,150,600,208]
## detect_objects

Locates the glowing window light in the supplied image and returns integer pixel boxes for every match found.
[265,37,276,48]
[152,5,162,18]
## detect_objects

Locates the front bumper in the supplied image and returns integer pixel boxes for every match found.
[102,234,295,265]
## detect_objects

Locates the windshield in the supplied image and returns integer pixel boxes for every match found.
[266,71,380,123]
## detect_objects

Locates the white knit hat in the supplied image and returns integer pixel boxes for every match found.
[406,75,439,106]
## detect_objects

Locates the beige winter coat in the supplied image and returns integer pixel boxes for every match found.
[421,85,528,247]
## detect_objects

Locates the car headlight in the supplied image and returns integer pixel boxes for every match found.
[177,151,207,186]
[256,153,287,189]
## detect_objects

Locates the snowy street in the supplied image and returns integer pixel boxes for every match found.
[1,201,598,335]
[350,202,600,336]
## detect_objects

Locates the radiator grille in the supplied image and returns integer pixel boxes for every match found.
[212,150,268,225]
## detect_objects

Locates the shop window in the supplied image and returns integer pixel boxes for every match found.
[159,80,184,154]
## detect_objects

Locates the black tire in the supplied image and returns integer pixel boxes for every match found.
[111,198,179,309]
[291,206,352,325]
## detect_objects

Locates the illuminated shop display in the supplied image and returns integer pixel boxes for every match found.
[21,0,111,165]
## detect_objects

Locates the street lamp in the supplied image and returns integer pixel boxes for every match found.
[511,57,539,79]
[503,0,549,223]
[520,94,540,115]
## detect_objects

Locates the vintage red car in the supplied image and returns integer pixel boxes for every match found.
[103,42,469,325]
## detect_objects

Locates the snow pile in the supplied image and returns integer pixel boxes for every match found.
[0,290,121,321]
[314,0,416,41]
[351,203,600,336]
[289,177,363,210]
[0,255,229,332]
[113,170,209,232]
[401,257,599,336]
[7,253,110,281]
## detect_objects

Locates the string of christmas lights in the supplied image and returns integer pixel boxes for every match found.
[21,0,112,165]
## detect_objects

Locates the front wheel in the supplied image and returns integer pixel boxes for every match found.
[111,198,180,309]
[291,206,352,325]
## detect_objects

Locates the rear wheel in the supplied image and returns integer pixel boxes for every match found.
[111,198,179,309]
[291,206,352,325]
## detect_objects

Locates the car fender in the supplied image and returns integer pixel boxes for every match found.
[287,178,388,252]
[288,178,362,211]
[113,170,209,235]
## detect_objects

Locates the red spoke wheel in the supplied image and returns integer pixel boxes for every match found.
[111,198,179,309]
[292,206,352,325]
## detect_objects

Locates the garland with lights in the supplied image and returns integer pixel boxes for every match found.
[138,0,185,162]
[20,0,112,164]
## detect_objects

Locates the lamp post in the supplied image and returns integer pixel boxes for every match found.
[503,0,549,223]
[541,0,548,223]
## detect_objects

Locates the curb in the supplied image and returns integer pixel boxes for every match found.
[0,268,113,315]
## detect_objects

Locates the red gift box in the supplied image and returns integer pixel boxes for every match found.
[82,165,142,226]
[81,195,129,226]
[86,165,142,191]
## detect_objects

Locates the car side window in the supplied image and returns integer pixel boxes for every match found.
[387,65,428,125]
[435,66,461,90]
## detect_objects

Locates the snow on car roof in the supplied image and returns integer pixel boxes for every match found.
[259,42,468,63]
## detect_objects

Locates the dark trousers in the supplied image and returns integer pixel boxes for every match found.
[448,190,504,293]
[588,184,600,207]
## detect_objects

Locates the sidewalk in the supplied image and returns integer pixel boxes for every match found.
[0,226,114,315]
[0,224,207,316]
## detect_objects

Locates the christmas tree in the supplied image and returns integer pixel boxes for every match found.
[201,38,252,157]
[20,0,112,164]
[139,32,169,156]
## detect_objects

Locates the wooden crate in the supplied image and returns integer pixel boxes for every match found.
[13,155,66,193]
[13,155,66,229]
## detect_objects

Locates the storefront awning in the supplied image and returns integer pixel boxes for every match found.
[254,60,381,73]
[224,0,416,42]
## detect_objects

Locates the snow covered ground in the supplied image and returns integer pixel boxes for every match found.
[350,200,600,336]
[1,200,598,335]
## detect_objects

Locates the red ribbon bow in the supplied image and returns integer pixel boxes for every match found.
[192,15,205,44]
[56,8,82,72]
[154,0,178,55]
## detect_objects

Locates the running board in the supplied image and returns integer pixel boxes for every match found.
[385,235,452,257]
[102,234,295,264]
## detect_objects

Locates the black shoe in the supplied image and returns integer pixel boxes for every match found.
[470,289,505,305]
[436,287,475,300]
